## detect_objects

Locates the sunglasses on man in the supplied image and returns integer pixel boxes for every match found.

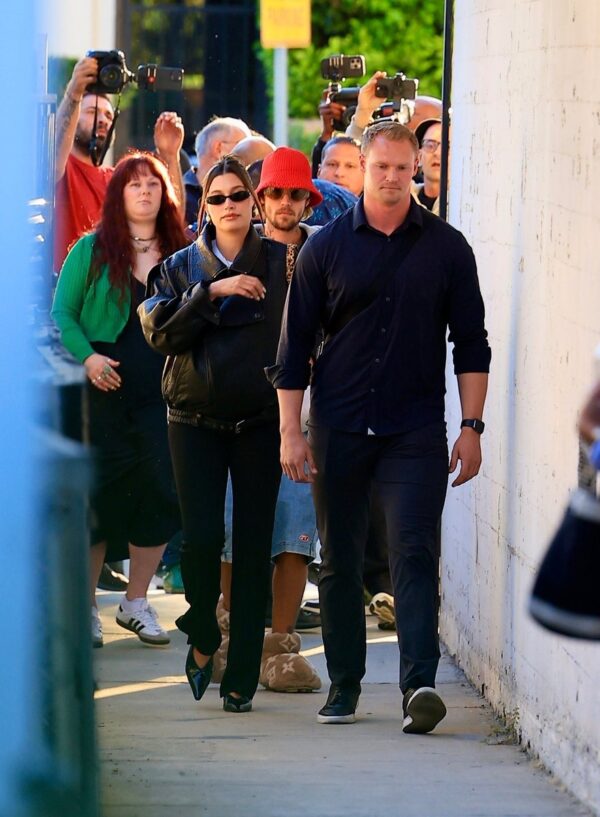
[263,187,310,202]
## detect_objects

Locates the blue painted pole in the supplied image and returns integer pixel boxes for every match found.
[0,2,41,813]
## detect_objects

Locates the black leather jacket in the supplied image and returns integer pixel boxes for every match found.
[139,224,288,421]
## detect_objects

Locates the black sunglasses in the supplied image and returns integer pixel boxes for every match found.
[205,189,252,206]
[263,187,310,202]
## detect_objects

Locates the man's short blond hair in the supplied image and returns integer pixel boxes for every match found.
[361,121,418,156]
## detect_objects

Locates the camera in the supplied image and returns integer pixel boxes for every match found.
[375,73,418,102]
[86,50,184,95]
[321,54,366,131]
[328,88,360,130]
[372,72,419,126]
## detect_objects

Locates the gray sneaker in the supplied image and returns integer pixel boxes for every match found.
[116,599,170,646]
[402,687,446,734]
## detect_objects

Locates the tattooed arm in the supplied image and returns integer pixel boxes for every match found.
[55,57,98,181]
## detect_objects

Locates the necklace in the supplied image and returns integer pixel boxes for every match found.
[131,234,157,254]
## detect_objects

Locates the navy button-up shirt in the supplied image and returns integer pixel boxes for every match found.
[267,197,491,435]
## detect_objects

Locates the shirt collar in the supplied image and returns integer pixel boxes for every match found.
[196,222,263,279]
[352,194,424,235]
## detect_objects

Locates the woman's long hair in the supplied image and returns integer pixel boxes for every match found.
[89,151,188,301]
[198,154,264,231]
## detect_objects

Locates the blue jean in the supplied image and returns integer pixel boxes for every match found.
[309,422,448,693]
[221,475,317,563]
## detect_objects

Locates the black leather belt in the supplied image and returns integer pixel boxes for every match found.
[168,406,277,434]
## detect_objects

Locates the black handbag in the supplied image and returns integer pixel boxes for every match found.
[529,488,600,640]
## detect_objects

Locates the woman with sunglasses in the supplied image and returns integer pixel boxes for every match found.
[139,155,288,713]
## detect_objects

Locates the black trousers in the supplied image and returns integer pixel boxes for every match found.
[168,420,281,699]
[363,492,393,596]
[309,422,448,693]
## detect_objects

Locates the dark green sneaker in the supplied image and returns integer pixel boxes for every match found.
[163,563,184,594]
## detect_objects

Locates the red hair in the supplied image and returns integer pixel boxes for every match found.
[89,151,188,300]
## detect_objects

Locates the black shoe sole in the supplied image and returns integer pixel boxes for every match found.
[403,688,446,734]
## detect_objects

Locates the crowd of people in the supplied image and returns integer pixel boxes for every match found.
[51,54,492,733]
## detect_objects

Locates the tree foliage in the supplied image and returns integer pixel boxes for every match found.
[259,0,444,119]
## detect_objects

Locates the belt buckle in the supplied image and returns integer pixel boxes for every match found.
[234,420,245,434]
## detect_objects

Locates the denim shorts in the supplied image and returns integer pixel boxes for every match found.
[222,475,317,563]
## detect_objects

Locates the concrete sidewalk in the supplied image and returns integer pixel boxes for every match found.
[95,589,591,817]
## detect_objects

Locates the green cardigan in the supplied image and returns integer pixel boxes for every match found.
[51,233,131,363]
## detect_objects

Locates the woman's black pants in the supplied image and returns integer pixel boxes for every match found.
[168,420,281,699]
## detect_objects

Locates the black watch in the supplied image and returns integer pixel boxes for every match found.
[461,418,485,434]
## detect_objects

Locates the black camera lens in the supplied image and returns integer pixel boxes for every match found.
[99,64,124,92]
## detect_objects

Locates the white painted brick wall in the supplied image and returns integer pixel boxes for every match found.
[444,1,600,813]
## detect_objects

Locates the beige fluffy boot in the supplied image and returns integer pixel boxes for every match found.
[259,631,322,692]
[216,595,230,633]
[211,595,230,684]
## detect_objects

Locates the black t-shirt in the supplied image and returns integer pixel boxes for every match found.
[417,187,437,212]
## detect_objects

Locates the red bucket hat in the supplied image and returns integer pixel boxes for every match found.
[256,147,323,207]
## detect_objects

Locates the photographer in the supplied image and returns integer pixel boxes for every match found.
[54,55,185,272]
[345,72,442,142]
[311,70,442,175]
[310,94,350,175]
[412,118,443,215]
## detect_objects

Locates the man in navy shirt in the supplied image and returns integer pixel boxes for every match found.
[268,120,491,734]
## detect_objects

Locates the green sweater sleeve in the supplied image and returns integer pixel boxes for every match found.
[51,235,96,363]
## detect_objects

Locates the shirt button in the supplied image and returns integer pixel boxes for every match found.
[375,358,380,364]
[381,327,387,333]
[385,296,391,302]
[370,388,375,393]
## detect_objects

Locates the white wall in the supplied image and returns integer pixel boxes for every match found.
[443,1,600,813]
[45,0,116,57]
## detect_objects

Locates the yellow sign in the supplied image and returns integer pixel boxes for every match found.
[260,0,311,49]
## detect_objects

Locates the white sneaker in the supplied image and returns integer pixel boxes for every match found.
[369,592,395,626]
[116,598,170,646]
[92,607,103,648]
